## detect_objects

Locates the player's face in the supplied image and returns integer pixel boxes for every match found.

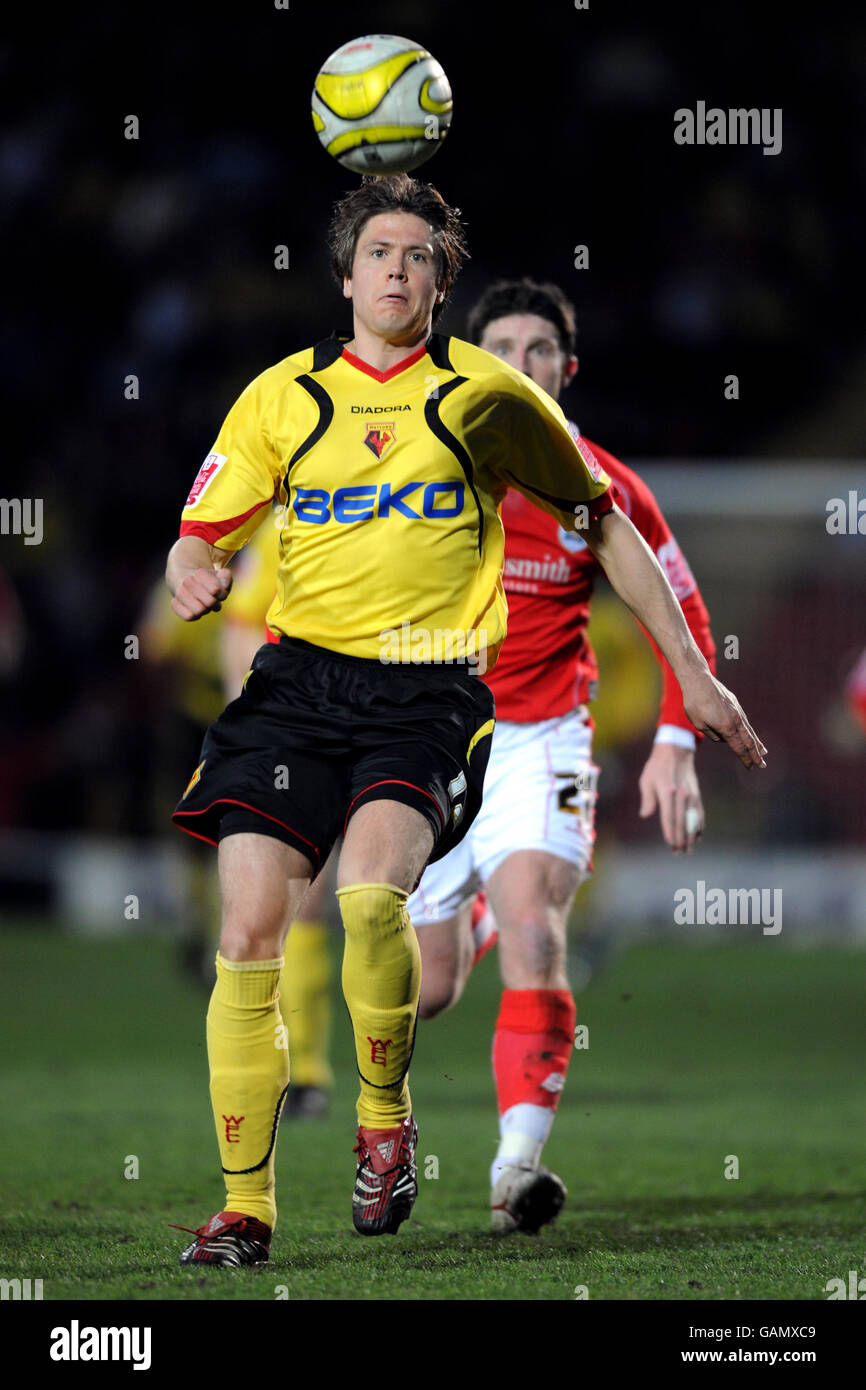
[344,212,444,344]
[479,313,577,400]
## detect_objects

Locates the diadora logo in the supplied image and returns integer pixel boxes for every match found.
[367,1037,393,1066]
[363,422,396,460]
[351,404,412,413]
[223,1114,245,1143]
[292,481,465,524]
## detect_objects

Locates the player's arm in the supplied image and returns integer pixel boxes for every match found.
[607,461,715,850]
[167,374,283,623]
[488,377,764,770]
[166,536,233,622]
[582,504,766,771]
[637,580,715,850]
[638,697,705,851]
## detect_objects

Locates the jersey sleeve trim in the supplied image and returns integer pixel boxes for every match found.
[503,470,614,522]
[180,500,268,546]
[655,725,697,750]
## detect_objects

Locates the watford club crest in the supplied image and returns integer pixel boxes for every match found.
[363,422,396,459]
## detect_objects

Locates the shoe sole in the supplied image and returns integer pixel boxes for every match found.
[179,1240,270,1268]
[179,1252,269,1268]
[512,1171,566,1234]
[352,1190,416,1235]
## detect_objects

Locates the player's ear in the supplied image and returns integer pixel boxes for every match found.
[563,354,579,388]
[342,275,353,300]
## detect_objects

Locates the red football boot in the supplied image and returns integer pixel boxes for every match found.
[352,1116,418,1235]
[172,1210,272,1268]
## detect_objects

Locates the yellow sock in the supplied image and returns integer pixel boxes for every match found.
[337,882,421,1130]
[280,920,333,1089]
[206,953,289,1229]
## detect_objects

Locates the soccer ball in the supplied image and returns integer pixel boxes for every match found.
[311,34,452,175]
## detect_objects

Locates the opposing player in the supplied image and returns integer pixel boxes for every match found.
[408,278,717,1233]
[165,175,765,1267]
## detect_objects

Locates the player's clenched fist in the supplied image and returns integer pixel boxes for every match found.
[166,535,234,620]
[681,669,767,771]
[170,566,233,621]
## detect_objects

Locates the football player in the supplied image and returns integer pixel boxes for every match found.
[408,278,717,1233]
[165,179,765,1266]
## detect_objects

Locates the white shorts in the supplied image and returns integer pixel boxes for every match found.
[407,706,599,924]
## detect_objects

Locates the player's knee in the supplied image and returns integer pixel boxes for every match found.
[219,914,285,960]
[336,882,409,938]
[545,863,583,912]
[219,869,299,958]
[418,928,471,1017]
[418,972,460,1019]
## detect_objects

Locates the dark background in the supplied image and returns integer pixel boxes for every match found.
[1,0,863,847]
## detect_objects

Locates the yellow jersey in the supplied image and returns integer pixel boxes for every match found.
[179,333,612,668]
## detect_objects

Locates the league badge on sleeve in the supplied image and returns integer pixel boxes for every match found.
[185,453,228,509]
[573,434,604,483]
[566,420,606,483]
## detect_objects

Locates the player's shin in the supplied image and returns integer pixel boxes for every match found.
[206,953,289,1229]
[337,883,421,1129]
[280,920,333,1089]
[491,989,576,1183]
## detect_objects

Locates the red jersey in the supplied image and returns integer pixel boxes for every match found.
[484,431,716,730]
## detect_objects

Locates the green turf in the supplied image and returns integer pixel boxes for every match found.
[1,925,864,1300]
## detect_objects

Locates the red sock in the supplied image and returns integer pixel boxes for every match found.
[492,988,576,1116]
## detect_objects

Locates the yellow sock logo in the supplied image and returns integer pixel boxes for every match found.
[367,1037,393,1066]
[222,1114,245,1143]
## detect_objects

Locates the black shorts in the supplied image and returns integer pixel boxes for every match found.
[172,636,496,880]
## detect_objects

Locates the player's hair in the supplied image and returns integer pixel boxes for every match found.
[328,174,470,323]
[466,278,577,356]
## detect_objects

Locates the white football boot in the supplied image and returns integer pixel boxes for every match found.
[490,1163,567,1234]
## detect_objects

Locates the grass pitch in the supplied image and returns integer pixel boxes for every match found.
[1,924,864,1301]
